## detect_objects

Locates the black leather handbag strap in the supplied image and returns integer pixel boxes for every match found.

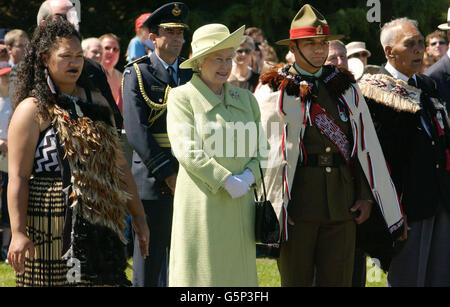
[253,164,267,202]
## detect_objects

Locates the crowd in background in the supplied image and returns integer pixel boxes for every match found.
[0,0,449,288]
[2,10,449,258]
[1,6,447,140]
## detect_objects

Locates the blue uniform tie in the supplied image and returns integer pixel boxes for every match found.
[167,66,176,85]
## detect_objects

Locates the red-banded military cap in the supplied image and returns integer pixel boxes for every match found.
[276,4,343,45]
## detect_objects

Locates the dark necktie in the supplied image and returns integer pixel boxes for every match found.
[167,66,176,85]
[407,76,416,87]
[302,74,319,96]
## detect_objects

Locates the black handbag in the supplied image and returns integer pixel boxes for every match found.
[254,165,280,244]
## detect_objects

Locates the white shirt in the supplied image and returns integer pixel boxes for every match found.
[385,62,432,137]
[384,61,417,84]
[0,97,12,140]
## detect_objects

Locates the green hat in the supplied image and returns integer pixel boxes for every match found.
[180,24,245,69]
[276,4,343,45]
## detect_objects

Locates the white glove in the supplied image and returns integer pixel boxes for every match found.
[222,175,250,199]
[234,168,255,186]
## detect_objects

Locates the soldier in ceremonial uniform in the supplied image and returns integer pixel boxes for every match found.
[253,4,404,286]
[122,2,193,287]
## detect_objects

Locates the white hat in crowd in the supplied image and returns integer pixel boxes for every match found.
[346,41,371,58]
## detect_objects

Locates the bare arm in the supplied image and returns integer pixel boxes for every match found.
[117,148,149,258]
[7,98,43,273]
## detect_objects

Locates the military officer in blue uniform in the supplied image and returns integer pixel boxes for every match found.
[122,2,193,287]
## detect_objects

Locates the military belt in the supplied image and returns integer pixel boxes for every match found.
[304,153,345,167]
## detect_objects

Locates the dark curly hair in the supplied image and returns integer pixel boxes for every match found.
[12,17,82,120]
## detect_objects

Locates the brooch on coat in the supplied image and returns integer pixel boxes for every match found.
[229,89,239,100]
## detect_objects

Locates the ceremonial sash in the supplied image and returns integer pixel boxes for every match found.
[310,102,351,164]
[255,66,406,240]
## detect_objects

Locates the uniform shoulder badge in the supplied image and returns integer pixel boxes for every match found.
[124,55,150,69]
[179,56,188,65]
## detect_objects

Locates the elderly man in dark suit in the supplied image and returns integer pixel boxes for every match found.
[359,17,450,287]
[425,8,450,112]
[122,2,193,287]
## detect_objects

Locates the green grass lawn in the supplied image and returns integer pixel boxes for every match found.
[0,257,386,287]
[0,262,16,287]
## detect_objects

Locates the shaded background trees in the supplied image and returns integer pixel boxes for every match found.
[1,0,449,69]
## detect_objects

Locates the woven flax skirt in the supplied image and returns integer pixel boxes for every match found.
[15,176,77,287]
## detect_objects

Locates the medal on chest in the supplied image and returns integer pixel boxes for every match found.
[436,111,445,131]
[337,101,349,122]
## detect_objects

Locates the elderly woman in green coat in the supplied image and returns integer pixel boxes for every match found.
[166,24,267,286]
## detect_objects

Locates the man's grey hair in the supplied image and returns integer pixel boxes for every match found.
[380,17,420,50]
[81,37,101,52]
[37,0,77,25]
[37,1,52,25]
[329,40,347,52]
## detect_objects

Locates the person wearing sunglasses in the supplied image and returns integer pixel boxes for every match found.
[425,7,450,114]
[425,30,449,60]
[361,18,450,287]
[346,41,371,67]
[228,35,260,93]
[422,31,448,72]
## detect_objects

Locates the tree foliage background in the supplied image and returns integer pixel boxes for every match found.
[1,0,449,69]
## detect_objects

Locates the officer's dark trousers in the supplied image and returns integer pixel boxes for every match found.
[132,199,173,287]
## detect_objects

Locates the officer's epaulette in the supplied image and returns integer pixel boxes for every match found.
[124,55,150,69]
[179,56,187,64]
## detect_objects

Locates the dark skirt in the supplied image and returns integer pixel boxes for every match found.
[16,176,80,287]
[16,176,130,287]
